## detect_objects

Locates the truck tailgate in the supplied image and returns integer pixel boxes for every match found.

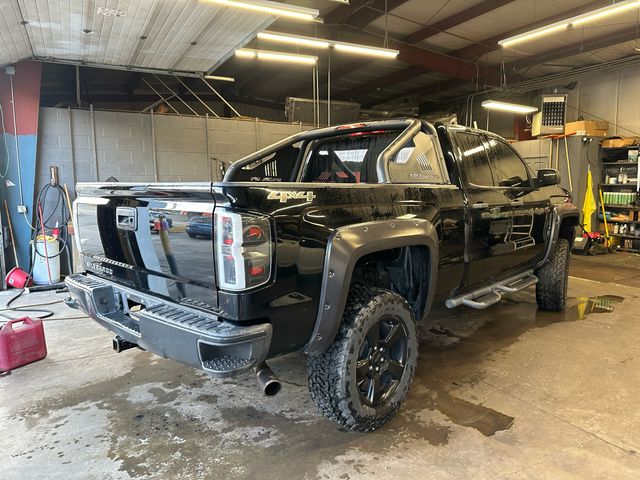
[74,183,218,310]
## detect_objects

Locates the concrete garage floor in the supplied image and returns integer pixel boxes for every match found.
[2,254,640,480]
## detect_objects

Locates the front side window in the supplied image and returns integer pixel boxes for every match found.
[454,132,494,187]
[389,132,446,184]
[301,132,397,183]
[484,138,530,187]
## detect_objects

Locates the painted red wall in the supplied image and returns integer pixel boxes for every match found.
[0,61,42,136]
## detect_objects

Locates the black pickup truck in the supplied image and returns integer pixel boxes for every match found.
[65,118,578,431]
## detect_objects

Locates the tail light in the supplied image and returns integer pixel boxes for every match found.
[214,211,272,291]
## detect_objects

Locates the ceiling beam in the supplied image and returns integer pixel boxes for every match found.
[324,0,371,25]
[345,0,411,30]
[295,0,510,100]
[40,92,284,111]
[409,0,612,108]
[362,78,470,108]
[453,0,609,60]
[508,26,640,71]
[403,0,515,44]
[334,66,425,101]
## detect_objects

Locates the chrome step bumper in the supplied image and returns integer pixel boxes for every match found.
[65,274,271,377]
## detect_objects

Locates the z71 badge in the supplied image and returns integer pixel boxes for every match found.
[267,191,317,203]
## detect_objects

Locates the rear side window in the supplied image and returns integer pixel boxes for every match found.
[389,132,446,184]
[300,132,397,183]
[233,144,301,182]
[455,132,494,187]
[484,138,530,187]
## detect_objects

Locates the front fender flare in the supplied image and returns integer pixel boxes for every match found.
[303,218,438,355]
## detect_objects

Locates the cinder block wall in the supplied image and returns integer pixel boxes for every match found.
[36,107,312,202]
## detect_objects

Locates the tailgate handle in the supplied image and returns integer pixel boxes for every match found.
[116,207,138,231]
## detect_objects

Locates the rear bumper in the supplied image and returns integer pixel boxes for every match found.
[65,273,271,377]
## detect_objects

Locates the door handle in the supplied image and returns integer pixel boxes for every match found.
[510,200,523,206]
[472,202,489,209]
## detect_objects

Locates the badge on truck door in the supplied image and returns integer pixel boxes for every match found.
[267,191,317,203]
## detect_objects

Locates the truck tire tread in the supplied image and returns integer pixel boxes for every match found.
[307,284,417,432]
[536,238,570,311]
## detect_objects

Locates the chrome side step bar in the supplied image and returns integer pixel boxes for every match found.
[446,270,538,310]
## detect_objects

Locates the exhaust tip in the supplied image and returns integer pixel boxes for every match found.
[256,363,282,396]
[263,379,282,396]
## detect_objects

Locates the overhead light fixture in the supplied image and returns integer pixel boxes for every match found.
[257,31,329,48]
[570,0,640,26]
[200,0,320,22]
[333,42,399,58]
[204,75,235,82]
[481,100,538,114]
[498,23,569,48]
[235,48,318,65]
[499,0,640,48]
[256,31,399,58]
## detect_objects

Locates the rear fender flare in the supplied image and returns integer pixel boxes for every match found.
[303,219,438,355]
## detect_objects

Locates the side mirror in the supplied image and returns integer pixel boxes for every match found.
[536,169,560,188]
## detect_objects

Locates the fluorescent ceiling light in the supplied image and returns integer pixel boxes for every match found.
[204,75,235,82]
[333,42,399,58]
[499,0,640,48]
[200,0,320,22]
[498,23,569,48]
[481,100,538,114]
[257,31,330,48]
[235,48,318,65]
[256,31,399,58]
[571,0,640,26]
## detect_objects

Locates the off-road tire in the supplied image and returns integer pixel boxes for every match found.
[536,238,570,311]
[307,285,418,432]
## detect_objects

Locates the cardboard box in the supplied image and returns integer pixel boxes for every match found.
[601,137,640,148]
[565,120,608,136]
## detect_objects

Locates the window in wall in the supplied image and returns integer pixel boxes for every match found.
[389,132,446,183]
[484,138,530,187]
[454,132,494,187]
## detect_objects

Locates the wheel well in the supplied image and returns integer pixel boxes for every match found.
[351,245,430,321]
[559,216,579,245]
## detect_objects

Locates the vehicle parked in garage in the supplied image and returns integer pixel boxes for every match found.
[186,216,213,239]
[65,119,578,431]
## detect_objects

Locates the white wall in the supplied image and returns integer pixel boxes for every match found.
[565,67,640,137]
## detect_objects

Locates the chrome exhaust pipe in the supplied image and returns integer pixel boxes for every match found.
[256,363,282,396]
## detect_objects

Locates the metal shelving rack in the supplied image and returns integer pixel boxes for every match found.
[599,146,640,252]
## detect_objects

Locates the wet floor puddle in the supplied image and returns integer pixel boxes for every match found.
[573,295,624,320]
[434,390,514,437]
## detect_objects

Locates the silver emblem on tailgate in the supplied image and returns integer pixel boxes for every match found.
[116,207,137,231]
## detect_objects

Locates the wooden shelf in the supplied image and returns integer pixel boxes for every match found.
[619,247,640,253]
[600,183,638,188]
[602,161,639,165]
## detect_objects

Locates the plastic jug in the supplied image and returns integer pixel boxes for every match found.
[0,317,47,372]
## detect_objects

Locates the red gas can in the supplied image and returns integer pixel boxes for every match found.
[0,317,47,372]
